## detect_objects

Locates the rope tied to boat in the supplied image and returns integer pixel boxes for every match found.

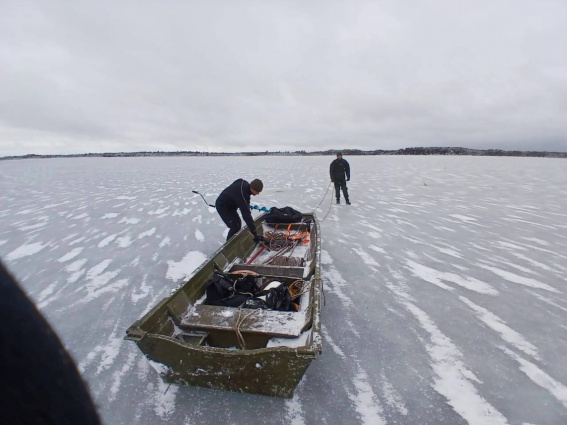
[313,181,332,212]
[235,306,259,350]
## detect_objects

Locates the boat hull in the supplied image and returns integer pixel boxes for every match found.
[138,333,316,398]
[126,213,322,398]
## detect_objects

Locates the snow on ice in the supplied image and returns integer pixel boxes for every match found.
[1,155,567,425]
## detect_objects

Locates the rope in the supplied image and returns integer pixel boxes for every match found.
[319,189,334,222]
[313,181,332,213]
[235,306,258,350]
[288,279,310,300]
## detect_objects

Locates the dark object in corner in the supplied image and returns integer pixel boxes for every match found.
[0,261,101,425]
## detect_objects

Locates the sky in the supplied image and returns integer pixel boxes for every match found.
[1,0,566,156]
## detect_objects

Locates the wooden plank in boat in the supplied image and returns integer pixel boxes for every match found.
[179,304,312,338]
[229,264,305,278]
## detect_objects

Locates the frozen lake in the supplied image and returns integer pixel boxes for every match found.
[1,155,566,424]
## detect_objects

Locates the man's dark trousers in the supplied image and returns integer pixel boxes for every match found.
[216,201,242,240]
[334,178,349,202]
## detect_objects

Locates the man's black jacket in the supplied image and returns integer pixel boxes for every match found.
[216,179,257,235]
[330,158,350,182]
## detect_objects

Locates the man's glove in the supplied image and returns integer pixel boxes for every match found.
[253,234,267,243]
[347,177,350,181]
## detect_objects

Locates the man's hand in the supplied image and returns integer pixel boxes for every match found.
[347,177,350,181]
[253,234,267,243]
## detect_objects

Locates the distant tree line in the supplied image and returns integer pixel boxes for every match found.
[1,146,566,161]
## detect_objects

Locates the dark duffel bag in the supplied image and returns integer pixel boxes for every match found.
[205,272,249,307]
[265,206,302,224]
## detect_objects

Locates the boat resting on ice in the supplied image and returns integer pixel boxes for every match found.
[125,212,322,398]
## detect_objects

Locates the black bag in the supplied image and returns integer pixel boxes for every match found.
[265,206,302,224]
[234,275,262,295]
[205,272,248,307]
[257,282,292,311]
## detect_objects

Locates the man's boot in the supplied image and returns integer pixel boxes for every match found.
[336,198,340,204]
[346,199,351,205]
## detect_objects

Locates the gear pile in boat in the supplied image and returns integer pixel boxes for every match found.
[205,270,305,312]
[205,219,312,311]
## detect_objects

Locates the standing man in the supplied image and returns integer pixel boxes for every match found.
[330,152,351,205]
[216,178,266,241]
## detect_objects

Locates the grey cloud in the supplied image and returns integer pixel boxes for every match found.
[1,0,566,156]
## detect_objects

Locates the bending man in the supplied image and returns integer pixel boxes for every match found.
[216,178,265,241]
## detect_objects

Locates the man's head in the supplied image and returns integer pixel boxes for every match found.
[336,152,343,158]
[250,179,263,196]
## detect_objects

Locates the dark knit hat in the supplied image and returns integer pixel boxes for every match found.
[336,152,343,157]
[250,179,263,193]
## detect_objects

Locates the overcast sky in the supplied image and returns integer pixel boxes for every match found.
[1,0,566,156]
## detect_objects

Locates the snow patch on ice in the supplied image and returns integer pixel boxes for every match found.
[195,229,205,242]
[381,372,408,416]
[346,366,386,425]
[166,251,207,282]
[131,276,151,303]
[137,227,156,239]
[369,245,386,254]
[480,264,559,293]
[67,269,85,284]
[109,350,137,402]
[449,214,478,223]
[521,237,549,246]
[460,296,540,360]
[512,253,553,272]
[19,222,47,231]
[65,258,88,273]
[68,236,85,245]
[116,235,133,248]
[153,377,178,418]
[98,234,117,248]
[96,327,123,375]
[87,259,113,280]
[159,236,171,248]
[37,283,57,303]
[148,206,169,216]
[101,213,120,219]
[390,287,508,424]
[119,217,140,225]
[495,241,527,251]
[6,241,48,261]
[84,278,129,303]
[320,249,333,265]
[284,378,306,425]
[57,247,84,262]
[525,289,567,313]
[353,247,380,268]
[321,324,346,360]
[322,265,353,308]
[407,260,498,295]
[137,356,151,380]
[436,247,463,259]
[501,346,567,409]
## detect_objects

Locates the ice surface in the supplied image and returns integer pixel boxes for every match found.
[1,155,567,424]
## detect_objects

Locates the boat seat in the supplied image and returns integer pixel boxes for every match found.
[179,304,312,338]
